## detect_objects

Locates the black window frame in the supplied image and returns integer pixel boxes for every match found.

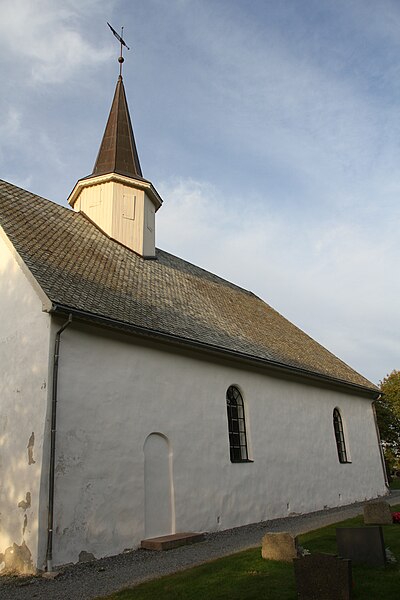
[226,385,251,463]
[333,408,350,464]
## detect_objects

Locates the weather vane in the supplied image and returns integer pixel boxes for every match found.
[107,22,130,77]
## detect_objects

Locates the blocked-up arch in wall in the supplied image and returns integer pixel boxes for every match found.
[143,432,175,539]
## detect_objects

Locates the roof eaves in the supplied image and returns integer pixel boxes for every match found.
[68,172,162,210]
[50,302,379,399]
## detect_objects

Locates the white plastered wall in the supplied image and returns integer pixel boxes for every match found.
[0,233,51,573]
[50,323,387,567]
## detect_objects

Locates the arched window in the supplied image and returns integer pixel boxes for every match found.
[333,408,349,463]
[226,385,249,462]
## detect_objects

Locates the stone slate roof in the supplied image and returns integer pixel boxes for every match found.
[0,179,376,392]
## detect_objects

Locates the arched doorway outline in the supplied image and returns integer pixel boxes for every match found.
[143,432,175,538]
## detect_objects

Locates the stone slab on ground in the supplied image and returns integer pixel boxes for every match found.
[363,500,392,525]
[294,553,352,600]
[141,532,205,551]
[336,526,386,567]
[261,531,298,562]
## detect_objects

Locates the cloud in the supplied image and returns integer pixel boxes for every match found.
[0,107,27,171]
[168,2,400,197]
[0,0,398,385]
[0,0,114,84]
[0,108,22,138]
[157,177,399,384]
[132,0,400,244]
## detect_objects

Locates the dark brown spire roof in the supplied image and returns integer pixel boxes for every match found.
[92,76,143,178]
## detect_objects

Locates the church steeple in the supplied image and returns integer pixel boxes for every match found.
[92,75,143,179]
[68,73,162,258]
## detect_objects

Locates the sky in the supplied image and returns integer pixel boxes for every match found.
[0,0,399,385]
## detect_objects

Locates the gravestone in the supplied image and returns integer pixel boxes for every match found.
[336,526,386,566]
[261,532,298,562]
[294,553,352,600]
[363,501,392,525]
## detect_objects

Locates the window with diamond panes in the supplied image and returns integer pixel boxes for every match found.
[333,408,349,463]
[226,385,249,462]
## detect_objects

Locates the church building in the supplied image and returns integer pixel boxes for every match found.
[0,66,387,573]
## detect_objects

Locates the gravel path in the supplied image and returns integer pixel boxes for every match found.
[2,491,400,600]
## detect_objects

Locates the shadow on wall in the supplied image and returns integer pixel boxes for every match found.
[0,247,49,574]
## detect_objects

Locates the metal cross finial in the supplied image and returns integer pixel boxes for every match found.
[107,22,130,77]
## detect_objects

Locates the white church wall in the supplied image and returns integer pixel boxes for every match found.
[50,323,387,566]
[0,234,51,573]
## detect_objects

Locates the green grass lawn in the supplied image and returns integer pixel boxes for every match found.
[99,506,400,600]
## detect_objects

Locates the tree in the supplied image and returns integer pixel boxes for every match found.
[375,370,400,473]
